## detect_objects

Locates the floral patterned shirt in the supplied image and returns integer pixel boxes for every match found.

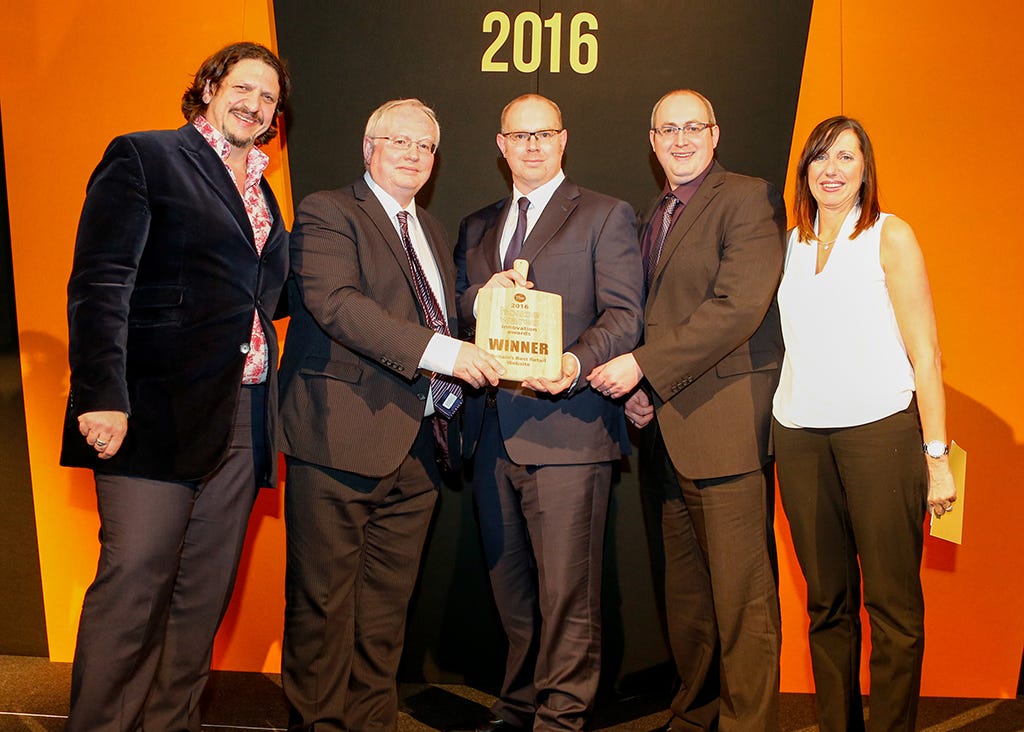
[193,115,272,384]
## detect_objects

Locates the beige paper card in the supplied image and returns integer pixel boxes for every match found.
[475,260,563,381]
[929,440,966,544]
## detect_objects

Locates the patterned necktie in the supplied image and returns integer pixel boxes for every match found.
[645,194,680,286]
[502,196,531,270]
[396,211,463,419]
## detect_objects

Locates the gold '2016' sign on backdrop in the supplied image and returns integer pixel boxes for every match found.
[481,11,598,74]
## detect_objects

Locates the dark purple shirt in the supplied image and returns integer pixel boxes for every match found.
[641,161,715,267]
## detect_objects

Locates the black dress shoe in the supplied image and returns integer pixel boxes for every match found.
[447,717,528,732]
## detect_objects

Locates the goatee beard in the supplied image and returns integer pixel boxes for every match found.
[225,129,258,149]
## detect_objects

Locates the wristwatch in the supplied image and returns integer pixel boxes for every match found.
[923,440,949,458]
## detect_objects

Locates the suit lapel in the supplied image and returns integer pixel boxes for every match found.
[650,164,726,288]
[353,179,419,291]
[422,220,451,282]
[260,178,287,257]
[519,179,580,263]
[354,178,458,329]
[484,198,511,272]
[176,125,256,250]
[420,216,458,327]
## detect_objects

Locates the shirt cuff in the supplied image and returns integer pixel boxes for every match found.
[421,333,462,376]
[567,352,582,391]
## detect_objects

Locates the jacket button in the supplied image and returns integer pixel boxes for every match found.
[240,343,251,354]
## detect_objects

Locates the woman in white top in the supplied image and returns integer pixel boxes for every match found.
[772,116,956,732]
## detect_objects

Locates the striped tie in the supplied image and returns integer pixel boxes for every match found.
[396,211,463,419]
[645,194,680,286]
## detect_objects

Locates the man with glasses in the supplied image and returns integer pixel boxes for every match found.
[588,89,786,730]
[278,98,504,730]
[454,94,644,732]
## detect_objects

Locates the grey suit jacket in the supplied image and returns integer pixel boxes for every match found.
[456,178,644,466]
[633,161,786,480]
[278,177,456,478]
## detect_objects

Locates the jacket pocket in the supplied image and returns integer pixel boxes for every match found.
[128,285,185,326]
[715,349,780,378]
[299,357,363,384]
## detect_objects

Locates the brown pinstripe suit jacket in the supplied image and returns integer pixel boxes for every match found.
[278,177,456,478]
[633,162,787,480]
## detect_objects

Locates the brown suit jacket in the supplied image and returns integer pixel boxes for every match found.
[456,178,644,465]
[633,162,786,480]
[278,177,456,478]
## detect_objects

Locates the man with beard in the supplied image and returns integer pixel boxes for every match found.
[61,42,291,731]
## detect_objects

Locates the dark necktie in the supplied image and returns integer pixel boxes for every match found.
[645,194,680,286]
[396,211,463,420]
[502,196,531,270]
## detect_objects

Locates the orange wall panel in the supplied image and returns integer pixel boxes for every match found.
[2,0,1021,699]
[0,0,290,672]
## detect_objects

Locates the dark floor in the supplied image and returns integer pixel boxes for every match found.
[1,655,1021,731]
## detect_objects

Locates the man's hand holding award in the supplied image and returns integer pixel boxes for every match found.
[475,259,564,385]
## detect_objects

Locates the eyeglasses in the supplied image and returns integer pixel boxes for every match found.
[652,123,716,138]
[500,129,563,145]
[369,136,437,154]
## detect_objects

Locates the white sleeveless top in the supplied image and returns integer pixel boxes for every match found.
[773,208,915,429]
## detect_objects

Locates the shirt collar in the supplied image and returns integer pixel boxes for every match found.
[513,169,565,213]
[364,170,418,222]
[666,160,714,206]
[192,115,269,183]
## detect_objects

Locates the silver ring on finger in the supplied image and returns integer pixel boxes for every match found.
[95,440,107,448]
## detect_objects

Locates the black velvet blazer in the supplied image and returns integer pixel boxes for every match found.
[60,124,289,483]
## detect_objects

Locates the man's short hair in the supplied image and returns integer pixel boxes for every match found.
[500,94,563,132]
[362,99,441,169]
[363,99,441,144]
[181,41,291,146]
[650,89,717,128]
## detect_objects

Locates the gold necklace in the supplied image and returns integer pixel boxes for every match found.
[818,237,838,252]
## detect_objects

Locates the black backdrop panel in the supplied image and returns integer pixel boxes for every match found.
[0,107,50,657]
[275,1,811,232]
[274,1,811,688]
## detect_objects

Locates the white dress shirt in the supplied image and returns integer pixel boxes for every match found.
[365,172,461,414]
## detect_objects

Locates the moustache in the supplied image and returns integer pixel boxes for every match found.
[230,105,264,125]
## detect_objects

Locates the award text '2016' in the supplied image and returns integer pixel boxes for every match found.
[482,11,598,74]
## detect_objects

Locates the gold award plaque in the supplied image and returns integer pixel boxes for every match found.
[475,260,563,381]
